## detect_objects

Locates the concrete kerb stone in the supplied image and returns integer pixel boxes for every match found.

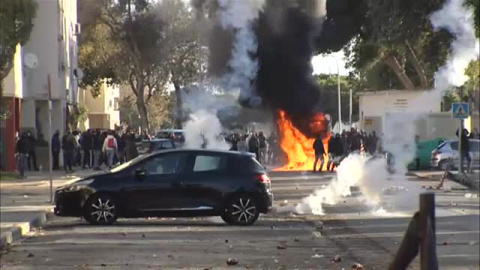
[0,211,48,249]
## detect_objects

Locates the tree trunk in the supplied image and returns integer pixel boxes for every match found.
[136,95,150,133]
[383,55,415,90]
[173,81,183,129]
[405,41,428,89]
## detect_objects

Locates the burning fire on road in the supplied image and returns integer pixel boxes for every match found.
[275,110,333,172]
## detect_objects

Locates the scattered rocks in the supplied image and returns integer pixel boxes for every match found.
[101,263,107,267]
[312,254,324,258]
[121,232,127,236]
[293,237,300,242]
[352,263,364,269]
[277,244,287,250]
[142,234,146,238]
[469,241,476,246]
[225,239,229,243]
[331,255,342,263]
[168,255,174,259]
[27,253,35,258]
[226,258,238,266]
[443,242,448,245]
[271,225,276,229]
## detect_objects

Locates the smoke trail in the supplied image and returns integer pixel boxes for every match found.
[218,0,265,106]
[279,154,420,215]
[430,0,480,92]
[184,109,230,150]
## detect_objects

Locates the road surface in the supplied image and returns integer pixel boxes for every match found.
[1,171,479,269]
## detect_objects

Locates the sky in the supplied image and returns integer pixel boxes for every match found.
[311,50,351,76]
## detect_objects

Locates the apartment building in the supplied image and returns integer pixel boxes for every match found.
[1,0,79,171]
[78,82,120,130]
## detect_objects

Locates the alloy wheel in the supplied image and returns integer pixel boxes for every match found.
[231,197,257,224]
[85,195,117,225]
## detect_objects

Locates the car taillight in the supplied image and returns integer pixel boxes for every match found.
[257,174,271,184]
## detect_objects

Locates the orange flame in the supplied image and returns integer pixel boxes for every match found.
[275,110,332,171]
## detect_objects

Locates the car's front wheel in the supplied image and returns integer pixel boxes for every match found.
[84,194,118,225]
[222,194,259,226]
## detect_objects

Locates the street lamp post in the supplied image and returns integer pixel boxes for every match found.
[335,57,342,133]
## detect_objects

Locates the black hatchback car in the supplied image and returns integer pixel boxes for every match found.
[54,149,273,226]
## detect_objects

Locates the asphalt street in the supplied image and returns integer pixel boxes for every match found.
[0,171,479,269]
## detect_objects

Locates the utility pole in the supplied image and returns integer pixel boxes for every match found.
[336,59,342,133]
[47,74,53,202]
[458,86,464,174]
[349,88,353,128]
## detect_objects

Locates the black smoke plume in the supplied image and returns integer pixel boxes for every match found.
[193,0,366,136]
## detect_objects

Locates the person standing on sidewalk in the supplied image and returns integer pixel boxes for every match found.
[51,130,61,170]
[15,133,29,178]
[125,132,138,161]
[258,132,268,164]
[81,129,93,169]
[102,131,118,169]
[62,130,76,173]
[92,130,103,170]
[25,132,38,171]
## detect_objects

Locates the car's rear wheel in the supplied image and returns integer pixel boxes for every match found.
[222,194,259,226]
[84,194,118,225]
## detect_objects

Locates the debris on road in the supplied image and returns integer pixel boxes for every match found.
[142,234,146,238]
[293,237,300,242]
[312,254,324,258]
[469,241,476,246]
[27,253,35,258]
[331,255,342,263]
[352,263,364,269]
[277,244,287,250]
[225,239,229,243]
[121,232,127,236]
[226,258,238,266]
[465,193,478,198]
[101,263,107,267]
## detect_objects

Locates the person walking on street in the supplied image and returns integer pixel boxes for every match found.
[258,132,268,164]
[328,134,344,170]
[313,135,326,172]
[125,133,139,161]
[248,133,260,160]
[103,131,118,169]
[62,130,76,173]
[51,130,61,170]
[16,133,29,178]
[25,132,38,171]
[456,128,472,173]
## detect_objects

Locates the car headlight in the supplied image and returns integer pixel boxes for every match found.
[63,179,94,192]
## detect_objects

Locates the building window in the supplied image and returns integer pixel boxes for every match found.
[114,98,119,110]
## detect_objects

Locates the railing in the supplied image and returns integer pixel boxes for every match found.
[388,193,438,270]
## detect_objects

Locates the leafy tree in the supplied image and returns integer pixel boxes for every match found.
[0,0,37,100]
[79,0,203,131]
[344,0,453,91]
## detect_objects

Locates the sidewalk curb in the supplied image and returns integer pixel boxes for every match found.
[0,212,48,249]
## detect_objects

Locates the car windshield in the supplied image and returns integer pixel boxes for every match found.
[110,155,145,173]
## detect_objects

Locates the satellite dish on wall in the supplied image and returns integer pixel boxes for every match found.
[24,53,39,69]
[73,68,84,80]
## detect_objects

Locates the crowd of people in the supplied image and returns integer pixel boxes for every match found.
[225,131,280,165]
[15,128,147,177]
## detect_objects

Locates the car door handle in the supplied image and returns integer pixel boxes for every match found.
[171,182,185,188]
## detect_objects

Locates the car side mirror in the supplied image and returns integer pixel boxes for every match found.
[134,168,146,179]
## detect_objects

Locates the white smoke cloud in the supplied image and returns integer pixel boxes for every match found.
[281,154,420,215]
[184,109,231,150]
[430,0,480,92]
[218,0,265,105]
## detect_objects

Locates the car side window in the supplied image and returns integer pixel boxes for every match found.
[450,141,459,151]
[141,153,185,175]
[193,155,226,172]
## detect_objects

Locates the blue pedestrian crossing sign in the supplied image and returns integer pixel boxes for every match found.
[452,102,469,119]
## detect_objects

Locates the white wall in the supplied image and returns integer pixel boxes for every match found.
[3,45,24,98]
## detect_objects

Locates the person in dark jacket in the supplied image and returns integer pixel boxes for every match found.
[62,130,75,173]
[92,130,103,170]
[313,135,325,172]
[51,130,61,170]
[81,129,93,169]
[456,128,471,173]
[328,134,344,170]
[25,132,38,171]
[125,133,139,161]
[248,133,260,160]
[16,133,29,177]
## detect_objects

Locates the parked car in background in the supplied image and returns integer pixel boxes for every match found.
[54,149,273,226]
[156,129,185,148]
[408,138,445,170]
[137,139,176,155]
[430,139,480,170]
